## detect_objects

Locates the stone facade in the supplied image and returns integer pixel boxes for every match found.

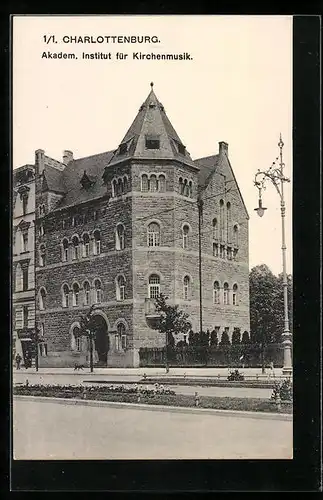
[33,85,250,367]
[13,165,37,365]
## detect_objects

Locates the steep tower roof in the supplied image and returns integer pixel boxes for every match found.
[106,83,198,170]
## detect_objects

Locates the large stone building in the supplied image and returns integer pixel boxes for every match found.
[13,165,37,364]
[33,84,250,367]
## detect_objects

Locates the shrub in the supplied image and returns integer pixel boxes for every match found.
[227,369,245,381]
[270,379,293,402]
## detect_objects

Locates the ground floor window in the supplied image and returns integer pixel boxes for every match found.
[115,323,127,351]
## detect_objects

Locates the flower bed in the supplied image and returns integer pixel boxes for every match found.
[140,377,282,389]
[13,384,293,414]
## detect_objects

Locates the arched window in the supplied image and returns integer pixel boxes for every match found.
[39,225,45,237]
[39,288,46,310]
[115,224,125,250]
[232,283,238,305]
[123,176,128,192]
[182,225,189,249]
[223,282,229,305]
[147,222,160,247]
[72,283,80,307]
[62,284,69,308]
[116,275,126,301]
[93,230,101,255]
[112,179,117,197]
[117,178,123,196]
[227,202,232,243]
[72,326,82,352]
[39,244,46,267]
[148,274,160,299]
[183,275,190,300]
[82,233,90,257]
[213,281,220,304]
[159,174,166,192]
[72,236,79,260]
[233,225,239,247]
[179,177,184,195]
[15,263,23,292]
[115,323,127,351]
[94,279,102,304]
[219,199,225,241]
[83,281,91,306]
[141,174,149,192]
[183,179,188,197]
[62,238,69,262]
[212,218,218,240]
[188,180,193,198]
[150,174,157,192]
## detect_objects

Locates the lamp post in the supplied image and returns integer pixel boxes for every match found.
[253,134,292,376]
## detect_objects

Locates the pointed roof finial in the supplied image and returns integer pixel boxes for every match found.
[150,81,154,88]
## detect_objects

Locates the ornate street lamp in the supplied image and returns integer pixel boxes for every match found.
[253,134,292,376]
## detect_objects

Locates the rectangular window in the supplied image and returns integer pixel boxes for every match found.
[145,135,160,149]
[15,308,23,329]
[22,195,28,215]
[121,334,127,350]
[22,231,28,252]
[115,334,120,351]
[23,306,28,328]
[213,243,219,257]
[149,285,160,299]
[22,266,28,291]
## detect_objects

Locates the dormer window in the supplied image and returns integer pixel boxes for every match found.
[80,170,94,190]
[178,143,186,155]
[118,143,127,155]
[145,135,160,150]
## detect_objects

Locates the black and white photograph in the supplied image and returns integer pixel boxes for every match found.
[12,15,295,462]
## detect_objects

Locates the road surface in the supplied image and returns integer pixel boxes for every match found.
[13,399,293,460]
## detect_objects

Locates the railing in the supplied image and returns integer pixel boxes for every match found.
[139,344,285,368]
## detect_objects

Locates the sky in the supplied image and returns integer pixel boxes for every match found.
[13,15,293,275]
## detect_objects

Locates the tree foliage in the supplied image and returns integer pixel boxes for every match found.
[154,293,190,345]
[77,304,98,339]
[249,264,293,345]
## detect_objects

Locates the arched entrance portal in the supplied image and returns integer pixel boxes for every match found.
[92,314,109,366]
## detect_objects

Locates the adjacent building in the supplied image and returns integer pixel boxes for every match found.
[31,84,250,367]
[13,165,36,364]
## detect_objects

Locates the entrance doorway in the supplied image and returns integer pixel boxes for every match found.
[92,314,109,366]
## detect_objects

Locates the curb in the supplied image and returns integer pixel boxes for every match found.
[13,395,293,421]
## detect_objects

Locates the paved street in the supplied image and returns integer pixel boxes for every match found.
[13,372,273,398]
[13,399,293,460]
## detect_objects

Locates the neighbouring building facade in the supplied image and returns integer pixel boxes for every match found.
[31,84,250,367]
[13,165,37,364]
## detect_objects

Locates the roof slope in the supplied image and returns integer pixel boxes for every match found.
[43,164,66,193]
[106,84,198,169]
[54,151,114,210]
[194,154,220,189]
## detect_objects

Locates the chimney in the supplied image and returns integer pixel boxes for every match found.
[219,141,228,156]
[35,149,45,175]
[63,150,73,164]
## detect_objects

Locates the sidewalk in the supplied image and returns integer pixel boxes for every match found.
[12,366,289,379]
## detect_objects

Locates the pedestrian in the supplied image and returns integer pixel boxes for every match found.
[269,361,275,378]
[15,353,22,370]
